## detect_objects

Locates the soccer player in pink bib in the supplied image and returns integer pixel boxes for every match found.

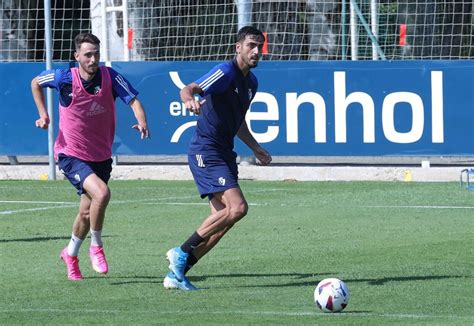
[31,33,150,281]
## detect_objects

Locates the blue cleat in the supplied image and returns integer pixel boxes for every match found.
[166,247,189,281]
[163,272,199,291]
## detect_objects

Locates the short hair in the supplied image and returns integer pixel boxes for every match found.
[74,33,100,51]
[237,26,265,43]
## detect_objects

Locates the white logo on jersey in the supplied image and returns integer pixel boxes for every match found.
[87,101,106,116]
[218,177,226,186]
[196,154,205,168]
[234,87,239,94]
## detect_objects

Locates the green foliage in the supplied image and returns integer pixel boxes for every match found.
[0,180,473,324]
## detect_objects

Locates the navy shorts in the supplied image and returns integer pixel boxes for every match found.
[57,154,112,195]
[188,153,239,199]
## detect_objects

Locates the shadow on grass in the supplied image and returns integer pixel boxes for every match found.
[89,275,162,285]
[106,272,333,286]
[190,273,331,287]
[0,236,71,243]
[190,273,467,288]
[109,280,163,285]
[81,273,469,288]
[0,235,111,243]
[346,275,468,286]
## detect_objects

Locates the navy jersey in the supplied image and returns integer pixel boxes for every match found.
[189,59,258,159]
[37,66,138,107]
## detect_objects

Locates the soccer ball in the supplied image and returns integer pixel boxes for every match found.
[314,278,350,313]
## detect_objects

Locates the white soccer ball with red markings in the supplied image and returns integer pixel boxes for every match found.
[314,278,350,313]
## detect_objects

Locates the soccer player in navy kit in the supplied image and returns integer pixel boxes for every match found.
[164,26,272,290]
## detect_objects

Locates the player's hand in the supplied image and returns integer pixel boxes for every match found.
[254,147,272,166]
[35,116,50,129]
[132,124,150,139]
[184,99,206,115]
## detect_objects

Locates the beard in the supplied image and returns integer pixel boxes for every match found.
[248,57,260,68]
[81,63,98,74]
[87,65,98,74]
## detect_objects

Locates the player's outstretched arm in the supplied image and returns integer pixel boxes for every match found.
[237,120,272,166]
[129,98,150,139]
[31,76,50,129]
[180,82,206,114]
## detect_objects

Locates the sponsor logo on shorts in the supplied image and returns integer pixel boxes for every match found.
[218,177,226,186]
[74,174,81,182]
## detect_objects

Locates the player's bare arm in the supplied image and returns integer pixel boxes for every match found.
[31,76,50,129]
[237,120,272,166]
[129,98,150,139]
[180,82,206,114]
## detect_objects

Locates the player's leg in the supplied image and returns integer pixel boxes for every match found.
[183,195,231,274]
[82,174,110,233]
[57,154,91,280]
[60,195,92,281]
[164,194,205,291]
[68,194,92,255]
[196,187,247,239]
[165,199,227,288]
[58,155,112,278]
[167,153,244,282]
[167,187,248,281]
[82,174,111,274]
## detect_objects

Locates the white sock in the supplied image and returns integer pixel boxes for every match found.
[67,234,83,257]
[90,229,103,247]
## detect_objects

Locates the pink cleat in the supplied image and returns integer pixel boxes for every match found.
[89,245,108,274]
[60,247,83,281]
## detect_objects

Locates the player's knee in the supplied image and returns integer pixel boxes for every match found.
[94,187,111,205]
[78,209,90,221]
[228,201,248,222]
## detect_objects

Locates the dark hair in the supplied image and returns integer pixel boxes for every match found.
[237,26,265,43]
[74,33,100,51]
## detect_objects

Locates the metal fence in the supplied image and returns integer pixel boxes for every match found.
[1,0,473,62]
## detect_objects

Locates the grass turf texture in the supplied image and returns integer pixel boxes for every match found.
[0,180,473,325]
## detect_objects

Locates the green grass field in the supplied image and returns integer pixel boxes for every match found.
[1,180,473,325]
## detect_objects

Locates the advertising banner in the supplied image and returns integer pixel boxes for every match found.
[1,61,472,156]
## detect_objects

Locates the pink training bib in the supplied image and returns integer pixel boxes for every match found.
[54,66,116,162]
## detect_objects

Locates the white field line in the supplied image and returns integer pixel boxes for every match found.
[141,202,262,207]
[0,200,259,215]
[0,188,287,215]
[0,200,75,204]
[364,205,474,209]
[113,195,197,204]
[143,202,208,206]
[0,308,471,321]
[0,205,77,215]
[3,195,474,216]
